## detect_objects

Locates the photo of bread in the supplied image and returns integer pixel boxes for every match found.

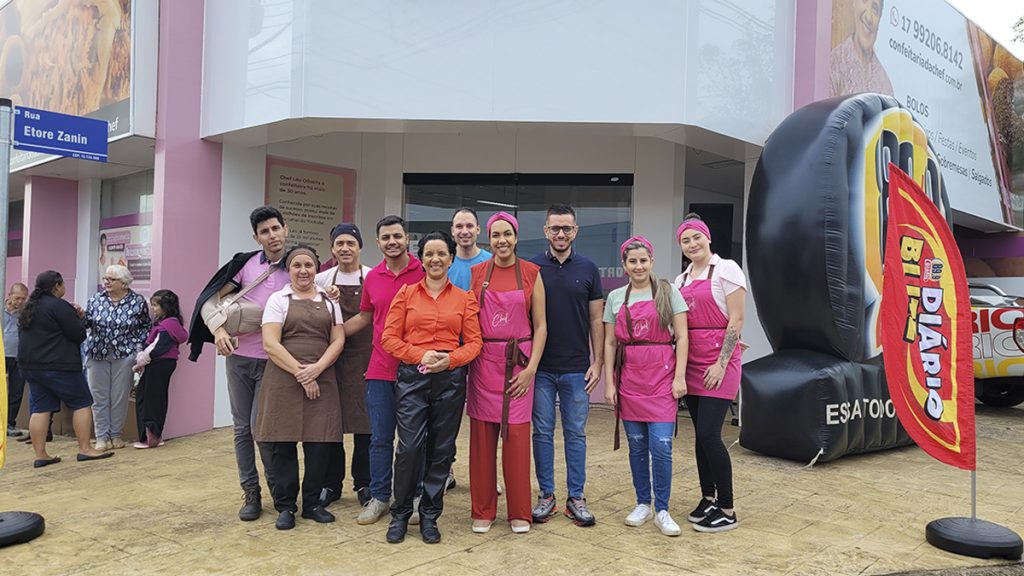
[0,0,131,117]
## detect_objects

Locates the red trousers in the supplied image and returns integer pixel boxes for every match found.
[469,418,532,522]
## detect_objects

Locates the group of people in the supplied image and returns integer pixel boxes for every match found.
[5,268,190,466]
[184,203,745,543]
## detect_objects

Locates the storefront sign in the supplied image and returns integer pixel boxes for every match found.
[13,106,109,161]
[828,0,1024,228]
[881,164,975,471]
[266,158,357,259]
[1,0,132,169]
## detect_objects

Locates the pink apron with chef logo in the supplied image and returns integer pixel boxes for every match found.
[679,264,742,400]
[468,260,533,439]
[614,292,678,424]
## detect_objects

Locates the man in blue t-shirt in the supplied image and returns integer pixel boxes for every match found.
[528,204,604,527]
[447,207,492,291]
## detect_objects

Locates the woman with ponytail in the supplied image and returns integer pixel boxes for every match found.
[674,212,746,533]
[602,237,688,537]
[17,271,113,468]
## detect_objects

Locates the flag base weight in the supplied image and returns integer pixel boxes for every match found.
[0,512,45,547]
[926,517,1022,560]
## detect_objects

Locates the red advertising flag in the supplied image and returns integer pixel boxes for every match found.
[881,164,975,471]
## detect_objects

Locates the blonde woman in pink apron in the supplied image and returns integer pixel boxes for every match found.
[674,214,746,533]
[467,212,547,535]
[603,236,689,537]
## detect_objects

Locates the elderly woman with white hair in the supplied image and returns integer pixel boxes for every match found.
[85,264,151,450]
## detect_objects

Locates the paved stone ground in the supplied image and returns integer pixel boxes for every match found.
[1,404,1021,575]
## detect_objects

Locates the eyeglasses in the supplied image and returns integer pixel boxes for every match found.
[545,225,577,235]
[101,277,122,283]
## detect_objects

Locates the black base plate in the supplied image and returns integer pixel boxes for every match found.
[926,517,1022,560]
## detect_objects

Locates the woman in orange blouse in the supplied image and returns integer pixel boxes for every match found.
[381,230,483,545]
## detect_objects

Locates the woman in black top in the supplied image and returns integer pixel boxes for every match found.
[18,271,113,467]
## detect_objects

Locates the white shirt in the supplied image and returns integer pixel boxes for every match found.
[262,284,344,325]
[314,265,373,289]
[673,254,746,317]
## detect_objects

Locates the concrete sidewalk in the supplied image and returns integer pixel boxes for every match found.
[1,405,1021,575]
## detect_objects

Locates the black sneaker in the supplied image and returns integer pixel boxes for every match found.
[445,470,457,493]
[318,487,340,508]
[356,486,372,507]
[564,497,596,527]
[687,498,717,523]
[531,493,558,523]
[275,510,295,530]
[239,489,262,521]
[301,504,336,523]
[693,507,737,533]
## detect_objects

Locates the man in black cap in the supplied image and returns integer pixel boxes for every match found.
[315,223,373,508]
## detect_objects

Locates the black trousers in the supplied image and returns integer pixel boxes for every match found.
[136,359,177,440]
[684,395,735,509]
[258,441,334,513]
[6,357,24,428]
[391,364,466,522]
[323,433,371,494]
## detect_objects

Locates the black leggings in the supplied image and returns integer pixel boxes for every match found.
[136,359,177,439]
[684,395,734,509]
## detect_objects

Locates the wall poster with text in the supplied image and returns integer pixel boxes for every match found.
[99,216,151,296]
[265,157,357,262]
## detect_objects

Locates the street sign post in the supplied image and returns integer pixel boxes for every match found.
[13,106,108,162]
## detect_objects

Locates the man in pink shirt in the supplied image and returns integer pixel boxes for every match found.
[189,206,290,522]
[344,215,424,525]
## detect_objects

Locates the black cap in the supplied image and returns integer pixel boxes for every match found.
[330,223,363,248]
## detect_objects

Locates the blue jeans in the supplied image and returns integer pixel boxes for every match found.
[366,379,397,502]
[623,420,674,512]
[532,371,590,499]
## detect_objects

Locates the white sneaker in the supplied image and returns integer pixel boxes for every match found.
[654,510,682,536]
[356,498,390,525]
[410,495,421,525]
[94,438,110,452]
[624,503,653,527]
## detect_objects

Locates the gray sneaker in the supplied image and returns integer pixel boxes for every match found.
[531,493,558,523]
[564,497,596,527]
[357,498,390,525]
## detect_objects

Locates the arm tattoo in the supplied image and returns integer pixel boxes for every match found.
[718,327,739,368]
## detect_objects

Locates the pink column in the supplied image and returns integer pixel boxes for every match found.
[22,176,79,295]
[149,0,223,438]
[793,0,833,109]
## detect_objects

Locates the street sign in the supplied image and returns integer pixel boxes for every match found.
[13,106,108,162]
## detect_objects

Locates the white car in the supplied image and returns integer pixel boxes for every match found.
[971,284,1024,407]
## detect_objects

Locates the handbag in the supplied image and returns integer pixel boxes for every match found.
[200,266,275,335]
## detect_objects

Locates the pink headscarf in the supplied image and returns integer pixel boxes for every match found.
[620,235,654,259]
[676,219,711,243]
[486,211,519,235]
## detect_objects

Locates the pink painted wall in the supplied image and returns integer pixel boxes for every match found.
[22,177,79,296]
[6,257,23,288]
[149,0,223,439]
[793,0,832,109]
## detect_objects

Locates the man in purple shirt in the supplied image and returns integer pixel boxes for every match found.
[204,206,291,521]
[343,215,425,525]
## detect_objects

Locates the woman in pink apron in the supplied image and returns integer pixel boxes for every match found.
[674,214,746,533]
[603,236,689,537]
[468,212,547,535]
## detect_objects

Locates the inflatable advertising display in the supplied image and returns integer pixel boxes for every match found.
[742,93,950,463]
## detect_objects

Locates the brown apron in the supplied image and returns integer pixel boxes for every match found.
[255,296,343,443]
[332,268,372,434]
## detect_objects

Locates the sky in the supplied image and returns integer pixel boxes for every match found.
[946,0,1024,60]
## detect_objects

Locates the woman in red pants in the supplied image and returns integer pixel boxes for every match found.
[468,212,547,534]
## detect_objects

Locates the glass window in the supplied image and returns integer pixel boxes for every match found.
[405,174,632,293]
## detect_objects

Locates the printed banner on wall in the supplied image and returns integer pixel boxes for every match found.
[99,222,151,295]
[0,0,133,169]
[266,158,357,261]
[829,0,1024,228]
[881,164,975,470]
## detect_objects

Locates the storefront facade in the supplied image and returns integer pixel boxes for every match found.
[5,0,1022,436]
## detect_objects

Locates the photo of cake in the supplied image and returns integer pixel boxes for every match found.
[0,0,131,117]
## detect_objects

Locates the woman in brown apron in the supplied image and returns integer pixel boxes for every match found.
[317,224,374,508]
[256,246,346,530]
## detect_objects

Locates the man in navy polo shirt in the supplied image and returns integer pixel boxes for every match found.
[529,204,604,527]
